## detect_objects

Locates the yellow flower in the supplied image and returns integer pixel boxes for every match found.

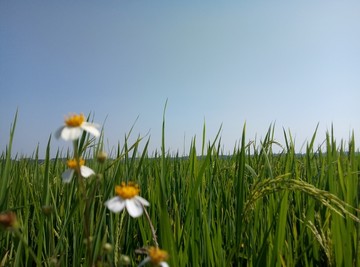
[105,182,149,218]
[62,158,95,183]
[55,113,100,141]
[138,247,169,267]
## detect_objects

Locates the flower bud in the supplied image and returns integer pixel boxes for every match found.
[0,211,18,230]
[97,151,107,163]
[83,236,93,244]
[42,205,53,216]
[102,242,113,253]
[119,254,131,265]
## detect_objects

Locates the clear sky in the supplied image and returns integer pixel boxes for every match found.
[1,0,359,158]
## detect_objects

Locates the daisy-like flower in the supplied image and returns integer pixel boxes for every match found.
[55,113,100,141]
[105,182,149,218]
[138,247,169,267]
[62,158,95,183]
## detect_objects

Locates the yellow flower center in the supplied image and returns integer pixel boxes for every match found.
[148,247,169,265]
[115,182,140,199]
[65,113,85,127]
[67,159,85,169]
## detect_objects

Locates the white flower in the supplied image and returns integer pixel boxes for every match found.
[62,159,95,183]
[138,247,169,267]
[55,113,100,141]
[105,182,149,218]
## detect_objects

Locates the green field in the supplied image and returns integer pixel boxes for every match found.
[0,113,359,266]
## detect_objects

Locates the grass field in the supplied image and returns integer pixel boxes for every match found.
[0,112,359,266]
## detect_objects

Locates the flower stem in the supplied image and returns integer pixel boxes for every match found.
[73,139,93,265]
[142,206,158,248]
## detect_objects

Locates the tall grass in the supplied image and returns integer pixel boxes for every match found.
[0,115,359,266]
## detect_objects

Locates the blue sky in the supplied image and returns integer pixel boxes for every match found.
[1,0,359,158]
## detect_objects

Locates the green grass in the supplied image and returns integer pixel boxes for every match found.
[0,113,359,267]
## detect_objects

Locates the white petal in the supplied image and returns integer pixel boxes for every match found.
[135,196,150,207]
[55,126,65,139]
[61,127,83,141]
[160,261,169,267]
[62,169,74,183]
[126,199,143,218]
[81,122,100,137]
[80,166,95,178]
[105,197,125,213]
[138,257,151,267]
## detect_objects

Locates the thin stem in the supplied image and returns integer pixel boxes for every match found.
[142,206,158,248]
[73,139,93,265]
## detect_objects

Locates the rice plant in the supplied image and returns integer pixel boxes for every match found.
[0,112,359,267]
